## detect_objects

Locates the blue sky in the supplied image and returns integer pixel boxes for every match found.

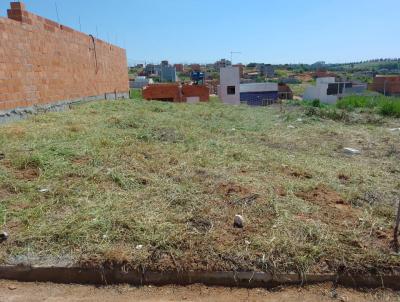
[1,0,399,65]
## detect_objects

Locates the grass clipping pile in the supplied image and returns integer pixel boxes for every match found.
[0,99,399,276]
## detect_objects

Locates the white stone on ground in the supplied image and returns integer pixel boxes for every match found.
[234,215,244,228]
[343,148,361,155]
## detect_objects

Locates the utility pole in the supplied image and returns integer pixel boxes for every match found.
[394,198,400,253]
[384,80,387,96]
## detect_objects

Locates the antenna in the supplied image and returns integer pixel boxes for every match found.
[230,51,241,64]
[78,16,82,31]
[54,2,60,23]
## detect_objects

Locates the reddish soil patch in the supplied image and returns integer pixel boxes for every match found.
[4,126,26,138]
[275,186,287,197]
[0,187,13,201]
[14,167,40,181]
[281,166,312,179]
[295,185,356,227]
[216,182,250,197]
[1,160,39,181]
[295,185,392,250]
[71,156,91,165]
[296,184,347,207]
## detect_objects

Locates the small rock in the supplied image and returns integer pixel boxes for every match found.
[135,245,143,250]
[0,231,9,243]
[38,188,49,193]
[296,118,303,122]
[389,128,400,132]
[288,125,296,129]
[8,285,17,290]
[233,215,244,228]
[343,148,361,155]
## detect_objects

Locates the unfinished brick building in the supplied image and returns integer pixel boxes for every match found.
[0,2,129,113]
[142,84,209,103]
[278,83,294,100]
[369,76,400,96]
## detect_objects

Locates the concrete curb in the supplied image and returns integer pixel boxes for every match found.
[0,266,399,289]
[0,92,129,124]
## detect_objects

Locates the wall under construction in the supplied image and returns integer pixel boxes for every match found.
[0,2,129,112]
[142,84,209,102]
[370,76,400,96]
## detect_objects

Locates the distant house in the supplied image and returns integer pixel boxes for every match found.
[304,77,367,104]
[240,83,279,106]
[278,83,293,99]
[243,71,260,79]
[174,64,184,72]
[369,75,400,96]
[214,59,232,70]
[313,70,337,78]
[218,67,278,106]
[160,65,177,82]
[257,64,275,77]
[190,64,201,72]
[233,64,244,77]
[144,64,160,76]
[129,76,154,89]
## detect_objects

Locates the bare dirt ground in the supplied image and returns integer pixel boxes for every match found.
[0,281,400,302]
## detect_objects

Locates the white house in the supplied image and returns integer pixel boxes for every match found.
[303,77,338,104]
[129,76,154,89]
[304,77,367,104]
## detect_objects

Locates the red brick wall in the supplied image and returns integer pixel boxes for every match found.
[142,84,182,102]
[371,76,400,95]
[182,85,209,102]
[0,2,129,111]
[174,64,184,72]
[142,84,210,102]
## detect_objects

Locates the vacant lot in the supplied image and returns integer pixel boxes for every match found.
[0,98,399,274]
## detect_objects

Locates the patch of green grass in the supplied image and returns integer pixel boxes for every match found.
[379,99,400,117]
[0,99,399,274]
[129,89,143,100]
[337,95,400,117]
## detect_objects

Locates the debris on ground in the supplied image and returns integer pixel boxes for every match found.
[389,128,400,132]
[343,147,361,155]
[233,215,244,228]
[38,188,49,193]
[288,125,296,129]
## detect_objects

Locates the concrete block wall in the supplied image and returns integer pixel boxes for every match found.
[0,2,129,112]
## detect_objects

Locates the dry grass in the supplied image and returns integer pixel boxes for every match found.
[0,98,399,274]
